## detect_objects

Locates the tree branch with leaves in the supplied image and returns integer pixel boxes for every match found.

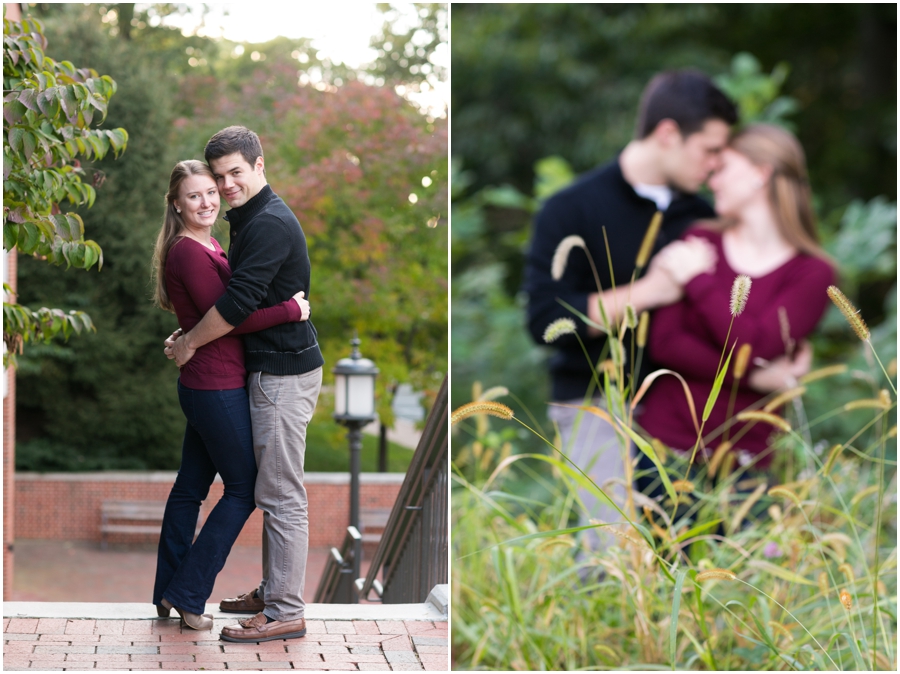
[3,12,128,366]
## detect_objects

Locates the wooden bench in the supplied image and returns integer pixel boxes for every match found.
[100,500,200,549]
[360,507,392,546]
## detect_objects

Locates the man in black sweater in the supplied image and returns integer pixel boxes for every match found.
[168,126,323,643]
[523,70,738,549]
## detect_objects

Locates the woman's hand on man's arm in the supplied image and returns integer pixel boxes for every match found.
[292,291,310,321]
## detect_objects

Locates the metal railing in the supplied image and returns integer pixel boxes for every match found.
[313,526,361,604]
[357,376,448,603]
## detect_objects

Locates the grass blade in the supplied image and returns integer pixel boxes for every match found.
[670,569,688,669]
[703,341,735,422]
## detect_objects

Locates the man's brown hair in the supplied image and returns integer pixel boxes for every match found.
[635,69,738,139]
[204,125,264,167]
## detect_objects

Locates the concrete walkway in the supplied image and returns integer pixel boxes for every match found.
[3,602,448,671]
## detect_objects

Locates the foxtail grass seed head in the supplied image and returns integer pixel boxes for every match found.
[843,397,892,411]
[768,621,793,643]
[697,568,737,582]
[450,401,514,425]
[823,444,842,477]
[736,410,791,432]
[778,306,794,353]
[551,235,586,281]
[839,589,852,610]
[767,485,802,507]
[818,572,828,597]
[635,210,663,269]
[822,533,851,562]
[636,311,650,348]
[624,304,638,330]
[672,479,695,493]
[827,286,869,341]
[479,386,509,401]
[542,317,577,343]
[879,389,892,407]
[733,343,752,379]
[730,274,752,316]
[837,563,855,583]
[799,363,848,384]
[763,387,807,412]
[707,440,732,479]
[596,523,647,549]
[599,359,618,381]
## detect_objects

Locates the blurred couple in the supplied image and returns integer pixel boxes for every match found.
[150,125,323,643]
[524,69,834,548]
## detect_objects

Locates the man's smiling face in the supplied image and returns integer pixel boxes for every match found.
[209,152,266,208]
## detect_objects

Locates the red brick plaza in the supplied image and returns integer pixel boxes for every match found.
[4,609,448,671]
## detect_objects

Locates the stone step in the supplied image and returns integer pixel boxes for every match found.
[4,600,445,622]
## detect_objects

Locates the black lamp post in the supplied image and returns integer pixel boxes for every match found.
[332,334,379,532]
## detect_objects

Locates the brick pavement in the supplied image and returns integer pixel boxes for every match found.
[3,616,449,671]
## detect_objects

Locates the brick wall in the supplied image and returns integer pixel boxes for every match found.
[4,247,20,598]
[15,472,403,548]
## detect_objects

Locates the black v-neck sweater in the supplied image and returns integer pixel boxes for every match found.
[523,157,715,401]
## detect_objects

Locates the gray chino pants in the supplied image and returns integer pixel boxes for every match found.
[547,397,628,551]
[248,367,323,621]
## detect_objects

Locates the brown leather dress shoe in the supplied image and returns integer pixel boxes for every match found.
[218,589,265,613]
[220,611,307,643]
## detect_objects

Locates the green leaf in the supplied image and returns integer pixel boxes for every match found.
[17,88,38,112]
[83,243,97,270]
[17,222,41,254]
[4,222,19,251]
[702,341,735,422]
[617,421,678,507]
[670,568,688,669]
[746,559,817,586]
[671,519,723,545]
[8,127,25,153]
[3,95,26,126]
[84,240,103,270]
[59,86,77,124]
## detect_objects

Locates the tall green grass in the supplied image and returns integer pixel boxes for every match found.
[451,264,896,670]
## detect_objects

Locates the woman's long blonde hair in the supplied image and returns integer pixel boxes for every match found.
[727,123,834,265]
[151,160,216,312]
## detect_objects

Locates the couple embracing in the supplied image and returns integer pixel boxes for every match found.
[150,125,321,643]
[525,69,835,546]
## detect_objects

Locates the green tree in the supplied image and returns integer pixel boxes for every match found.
[3,12,127,366]
[369,3,448,102]
[15,4,183,470]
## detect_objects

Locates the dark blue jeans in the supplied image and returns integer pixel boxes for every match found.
[153,381,258,615]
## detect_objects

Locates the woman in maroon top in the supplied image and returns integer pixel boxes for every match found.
[149,160,308,629]
[636,124,835,502]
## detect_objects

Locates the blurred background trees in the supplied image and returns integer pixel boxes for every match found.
[451,3,896,461]
[13,2,447,470]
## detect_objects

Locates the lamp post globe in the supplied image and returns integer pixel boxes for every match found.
[333,335,379,424]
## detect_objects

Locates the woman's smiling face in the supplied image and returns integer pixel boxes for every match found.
[175,174,220,231]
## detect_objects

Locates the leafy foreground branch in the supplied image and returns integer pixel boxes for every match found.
[3,12,128,366]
